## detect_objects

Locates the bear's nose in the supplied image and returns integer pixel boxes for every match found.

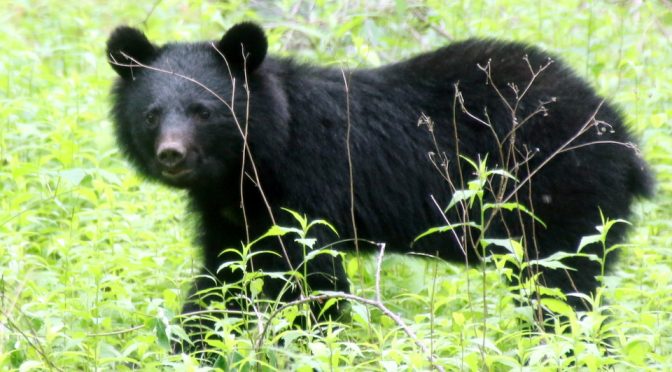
[157,142,187,168]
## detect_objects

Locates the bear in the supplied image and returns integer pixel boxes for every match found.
[106,22,652,353]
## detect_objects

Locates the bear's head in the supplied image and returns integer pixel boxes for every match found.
[106,22,288,190]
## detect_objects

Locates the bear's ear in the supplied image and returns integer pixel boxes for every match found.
[106,26,157,80]
[216,22,268,72]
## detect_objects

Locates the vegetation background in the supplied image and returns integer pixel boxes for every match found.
[1,0,670,370]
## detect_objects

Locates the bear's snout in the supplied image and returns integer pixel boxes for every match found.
[154,124,198,183]
[157,141,186,169]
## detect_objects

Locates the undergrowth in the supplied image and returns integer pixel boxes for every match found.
[1,0,670,371]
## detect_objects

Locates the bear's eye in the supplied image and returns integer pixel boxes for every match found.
[197,108,210,121]
[189,104,211,122]
[145,110,159,128]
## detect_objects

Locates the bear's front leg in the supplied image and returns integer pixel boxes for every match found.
[258,234,352,328]
[172,207,249,355]
[173,254,246,355]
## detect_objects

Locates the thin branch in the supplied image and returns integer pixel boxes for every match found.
[502,100,606,202]
[87,325,144,337]
[374,243,385,304]
[340,67,365,290]
[1,308,63,371]
[256,243,446,372]
[141,0,163,26]
[558,140,638,154]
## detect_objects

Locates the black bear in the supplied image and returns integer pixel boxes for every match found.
[106,22,652,351]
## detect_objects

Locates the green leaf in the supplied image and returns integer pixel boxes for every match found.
[213,354,228,370]
[413,222,481,242]
[624,339,652,365]
[250,225,303,246]
[486,168,518,181]
[540,298,574,316]
[483,202,547,228]
[295,237,317,248]
[350,302,370,327]
[281,208,308,231]
[452,312,466,327]
[168,324,191,350]
[482,238,523,261]
[250,278,264,298]
[578,234,602,252]
[459,155,479,171]
[526,251,576,270]
[446,189,481,211]
[152,317,170,350]
[19,361,43,372]
[304,248,340,263]
[58,168,88,185]
[306,218,339,236]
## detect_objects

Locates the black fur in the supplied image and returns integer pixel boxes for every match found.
[107,23,653,352]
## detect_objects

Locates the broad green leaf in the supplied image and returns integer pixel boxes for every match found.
[295,237,317,248]
[446,189,481,211]
[624,339,652,365]
[540,298,574,316]
[483,202,547,227]
[482,238,524,261]
[578,234,602,252]
[413,222,481,242]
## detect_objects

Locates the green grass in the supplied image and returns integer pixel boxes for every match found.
[1,0,670,370]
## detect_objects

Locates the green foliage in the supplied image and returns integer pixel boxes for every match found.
[1,0,670,370]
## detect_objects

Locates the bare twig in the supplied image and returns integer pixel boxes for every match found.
[340,67,366,291]
[1,305,63,371]
[87,325,145,337]
[257,243,446,372]
[141,0,163,26]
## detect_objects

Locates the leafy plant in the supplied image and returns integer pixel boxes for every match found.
[1,0,669,370]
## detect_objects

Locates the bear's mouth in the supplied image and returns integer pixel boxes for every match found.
[161,168,194,182]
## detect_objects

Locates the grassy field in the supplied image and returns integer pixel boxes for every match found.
[1,0,671,370]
